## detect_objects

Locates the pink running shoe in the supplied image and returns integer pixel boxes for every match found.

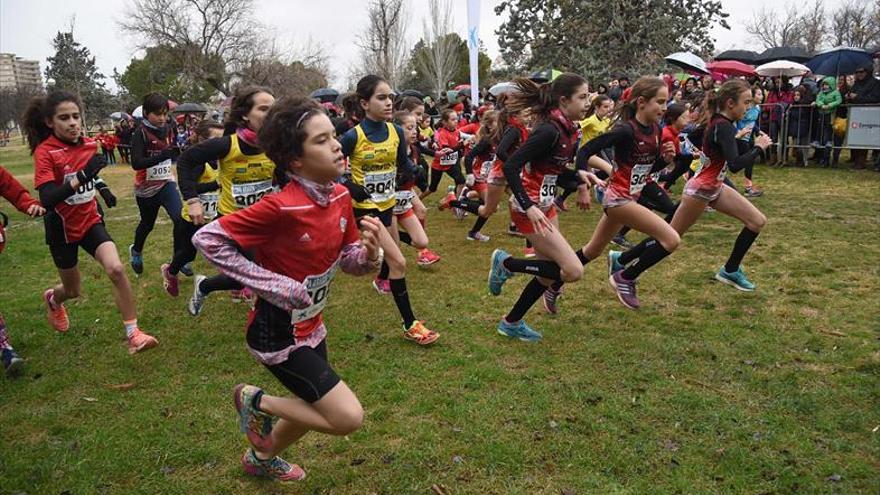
[241,448,306,482]
[161,263,179,297]
[372,277,391,295]
[417,249,441,266]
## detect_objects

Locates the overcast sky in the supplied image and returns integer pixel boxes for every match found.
[0,0,847,91]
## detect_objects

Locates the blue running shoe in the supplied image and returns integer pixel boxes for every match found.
[2,348,24,377]
[715,266,756,291]
[179,262,194,277]
[607,250,624,277]
[129,244,143,275]
[497,319,543,342]
[488,249,513,296]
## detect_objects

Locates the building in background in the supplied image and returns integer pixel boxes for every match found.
[0,53,42,91]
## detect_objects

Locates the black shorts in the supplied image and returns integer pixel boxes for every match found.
[353,206,393,227]
[247,299,340,403]
[46,220,113,269]
[428,165,465,192]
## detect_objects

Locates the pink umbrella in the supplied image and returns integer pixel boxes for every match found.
[707,60,756,77]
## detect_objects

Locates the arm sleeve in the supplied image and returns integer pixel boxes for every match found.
[338,204,376,276]
[464,139,490,171]
[177,137,230,200]
[503,123,559,211]
[713,121,762,173]
[576,124,631,171]
[130,129,170,170]
[416,141,435,157]
[0,167,40,212]
[37,182,75,209]
[339,128,358,158]
[494,127,521,162]
[195,181,220,194]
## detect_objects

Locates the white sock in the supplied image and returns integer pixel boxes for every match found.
[123,319,138,338]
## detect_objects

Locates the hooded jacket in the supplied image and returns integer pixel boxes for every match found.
[849,64,880,104]
[815,76,842,115]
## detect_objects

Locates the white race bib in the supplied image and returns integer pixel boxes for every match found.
[629,163,653,194]
[538,174,558,207]
[479,154,495,178]
[146,159,173,181]
[364,171,395,203]
[393,190,415,214]
[291,263,338,324]
[232,179,273,209]
[199,192,219,220]
[63,173,96,205]
[440,151,459,167]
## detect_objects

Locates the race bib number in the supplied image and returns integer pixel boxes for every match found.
[232,180,273,209]
[630,163,652,194]
[717,165,727,182]
[146,159,173,181]
[291,264,338,324]
[63,173,96,205]
[199,192,219,220]
[364,171,395,203]
[538,174,558,207]
[440,151,459,167]
[394,190,415,214]
[479,154,495,178]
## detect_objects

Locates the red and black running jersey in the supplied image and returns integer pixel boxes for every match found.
[606,120,661,199]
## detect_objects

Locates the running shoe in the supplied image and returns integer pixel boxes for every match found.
[542,285,561,315]
[611,234,633,249]
[2,348,24,377]
[607,250,624,277]
[129,244,143,275]
[488,249,513,296]
[44,288,69,332]
[715,266,756,292]
[403,320,440,345]
[524,246,536,258]
[188,275,207,316]
[467,231,490,242]
[417,248,441,266]
[372,277,391,295]
[179,262,194,277]
[609,270,640,310]
[496,319,542,342]
[438,186,456,210]
[554,196,569,212]
[507,223,523,237]
[127,328,159,354]
[744,186,764,198]
[233,383,275,451]
[240,287,257,309]
[160,263,179,297]
[241,449,306,482]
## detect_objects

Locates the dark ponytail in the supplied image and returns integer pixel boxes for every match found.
[23,90,82,153]
[257,97,325,187]
[224,85,274,135]
[504,73,587,120]
[612,76,666,124]
[355,74,388,120]
[584,94,612,119]
[698,79,750,126]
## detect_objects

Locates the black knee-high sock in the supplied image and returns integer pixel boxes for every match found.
[550,249,591,291]
[619,237,653,265]
[390,278,416,327]
[724,227,759,272]
[379,260,390,279]
[505,278,549,322]
[503,257,561,280]
[617,225,631,237]
[470,215,489,234]
[621,243,671,280]
[525,239,533,248]
[450,198,482,215]
[398,231,413,246]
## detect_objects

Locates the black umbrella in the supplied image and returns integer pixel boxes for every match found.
[714,49,758,63]
[172,102,208,113]
[399,89,425,99]
[755,46,812,64]
[310,88,339,103]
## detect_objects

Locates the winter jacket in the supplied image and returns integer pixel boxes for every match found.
[787,102,812,139]
[849,70,880,104]
[815,77,842,115]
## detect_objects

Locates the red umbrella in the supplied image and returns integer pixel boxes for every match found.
[707,60,756,77]
[453,84,470,91]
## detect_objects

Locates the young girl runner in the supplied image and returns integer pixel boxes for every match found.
[26,91,158,353]
[160,119,225,296]
[339,75,439,345]
[193,98,382,482]
[422,108,466,202]
[1,165,46,375]
[555,94,614,211]
[455,110,499,241]
[128,92,184,276]
[736,86,764,197]
[553,77,680,311]
[486,74,603,341]
[612,79,771,293]
[178,86,277,316]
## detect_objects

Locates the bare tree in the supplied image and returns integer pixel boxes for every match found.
[355,0,409,87]
[237,34,330,98]
[414,0,459,97]
[831,0,880,47]
[745,4,803,49]
[798,0,827,53]
[119,0,262,94]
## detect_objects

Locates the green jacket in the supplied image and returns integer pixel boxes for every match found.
[815,77,842,115]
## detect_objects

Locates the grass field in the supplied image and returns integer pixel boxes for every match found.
[0,141,878,494]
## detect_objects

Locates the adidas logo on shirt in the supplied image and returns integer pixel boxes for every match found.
[299,233,312,243]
